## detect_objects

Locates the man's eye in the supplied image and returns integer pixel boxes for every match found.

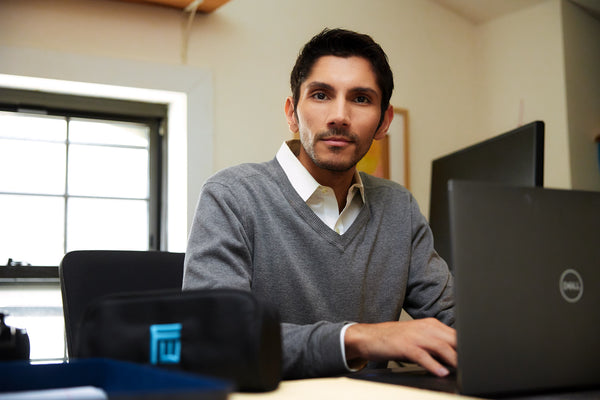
[355,96,370,103]
[312,92,327,100]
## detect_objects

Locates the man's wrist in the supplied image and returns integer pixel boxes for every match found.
[342,323,368,371]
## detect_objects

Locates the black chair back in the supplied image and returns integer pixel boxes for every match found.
[59,250,185,358]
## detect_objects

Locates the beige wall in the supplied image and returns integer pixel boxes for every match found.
[471,0,600,193]
[474,0,571,190]
[562,0,600,191]
[1,0,596,235]
[183,0,481,213]
[0,0,479,217]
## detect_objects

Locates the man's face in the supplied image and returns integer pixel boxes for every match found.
[286,56,391,177]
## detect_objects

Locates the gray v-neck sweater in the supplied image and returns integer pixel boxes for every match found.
[183,158,454,379]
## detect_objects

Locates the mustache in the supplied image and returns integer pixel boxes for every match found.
[315,128,357,142]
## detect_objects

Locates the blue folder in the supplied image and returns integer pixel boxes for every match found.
[0,358,232,399]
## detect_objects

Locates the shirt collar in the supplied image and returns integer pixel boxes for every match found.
[276,139,365,203]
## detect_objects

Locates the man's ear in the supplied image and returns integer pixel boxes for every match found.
[374,105,394,141]
[284,97,299,134]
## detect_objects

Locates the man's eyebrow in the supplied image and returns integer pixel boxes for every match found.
[350,87,380,97]
[305,82,380,97]
[305,81,334,92]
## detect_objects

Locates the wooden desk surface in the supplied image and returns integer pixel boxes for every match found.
[232,377,483,400]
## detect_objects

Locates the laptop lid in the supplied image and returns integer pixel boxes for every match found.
[448,180,600,397]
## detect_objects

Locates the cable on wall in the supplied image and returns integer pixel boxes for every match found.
[181,0,204,64]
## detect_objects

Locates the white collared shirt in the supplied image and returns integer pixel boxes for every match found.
[275,140,365,235]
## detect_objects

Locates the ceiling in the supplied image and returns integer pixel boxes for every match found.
[117,0,600,19]
[430,0,600,24]
[118,0,231,13]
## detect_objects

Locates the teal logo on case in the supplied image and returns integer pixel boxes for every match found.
[150,323,182,364]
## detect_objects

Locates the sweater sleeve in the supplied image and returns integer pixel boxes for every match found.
[183,178,350,378]
[280,321,349,378]
[402,194,455,326]
[183,180,253,291]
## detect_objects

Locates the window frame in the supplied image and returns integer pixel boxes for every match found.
[0,88,168,279]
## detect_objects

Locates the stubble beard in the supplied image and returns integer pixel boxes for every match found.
[301,127,371,173]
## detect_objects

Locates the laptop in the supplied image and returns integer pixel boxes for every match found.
[352,181,600,398]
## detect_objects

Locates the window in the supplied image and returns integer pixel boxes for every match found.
[0,88,167,361]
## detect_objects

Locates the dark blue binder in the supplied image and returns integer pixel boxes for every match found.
[0,358,232,399]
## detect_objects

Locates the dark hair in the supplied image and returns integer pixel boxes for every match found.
[290,28,394,124]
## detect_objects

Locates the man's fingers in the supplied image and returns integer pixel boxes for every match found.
[410,348,451,377]
[344,319,458,376]
[437,323,458,347]
[425,333,457,368]
[420,318,457,345]
[406,320,457,373]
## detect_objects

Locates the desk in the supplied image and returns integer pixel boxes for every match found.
[232,378,600,400]
[232,377,482,400]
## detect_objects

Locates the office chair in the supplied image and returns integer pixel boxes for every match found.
[59,250,185,358]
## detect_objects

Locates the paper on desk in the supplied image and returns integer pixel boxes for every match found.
[0,386,108,400]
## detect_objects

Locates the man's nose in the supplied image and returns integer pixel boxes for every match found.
[327,99,350,128]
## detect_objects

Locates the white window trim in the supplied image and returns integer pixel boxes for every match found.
[0,46,213,251]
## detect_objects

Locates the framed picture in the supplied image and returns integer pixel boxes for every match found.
[357,107,410,189]
[356,131,390,179]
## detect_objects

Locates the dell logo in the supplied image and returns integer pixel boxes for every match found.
[559,269,583,303]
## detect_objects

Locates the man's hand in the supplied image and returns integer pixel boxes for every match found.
[344,318,457,377]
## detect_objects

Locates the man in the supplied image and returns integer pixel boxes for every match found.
[183,28,456,379]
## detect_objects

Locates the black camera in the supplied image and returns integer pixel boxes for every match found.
[0,312,30,361]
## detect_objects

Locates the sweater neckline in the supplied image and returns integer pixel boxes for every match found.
[269,158,370,250]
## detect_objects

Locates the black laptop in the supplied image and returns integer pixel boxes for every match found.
[352,181,600,399]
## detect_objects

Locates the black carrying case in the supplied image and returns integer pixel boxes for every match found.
[76,288,282,392]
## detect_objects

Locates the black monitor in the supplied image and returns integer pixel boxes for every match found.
[429,121,544,271]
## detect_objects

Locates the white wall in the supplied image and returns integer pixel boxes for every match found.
[562,0,600,191]
[1,0,594,237]
[0,0,480,219]
[471,0,600,192]
[473,0,570,190]
[185,0,480,214]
